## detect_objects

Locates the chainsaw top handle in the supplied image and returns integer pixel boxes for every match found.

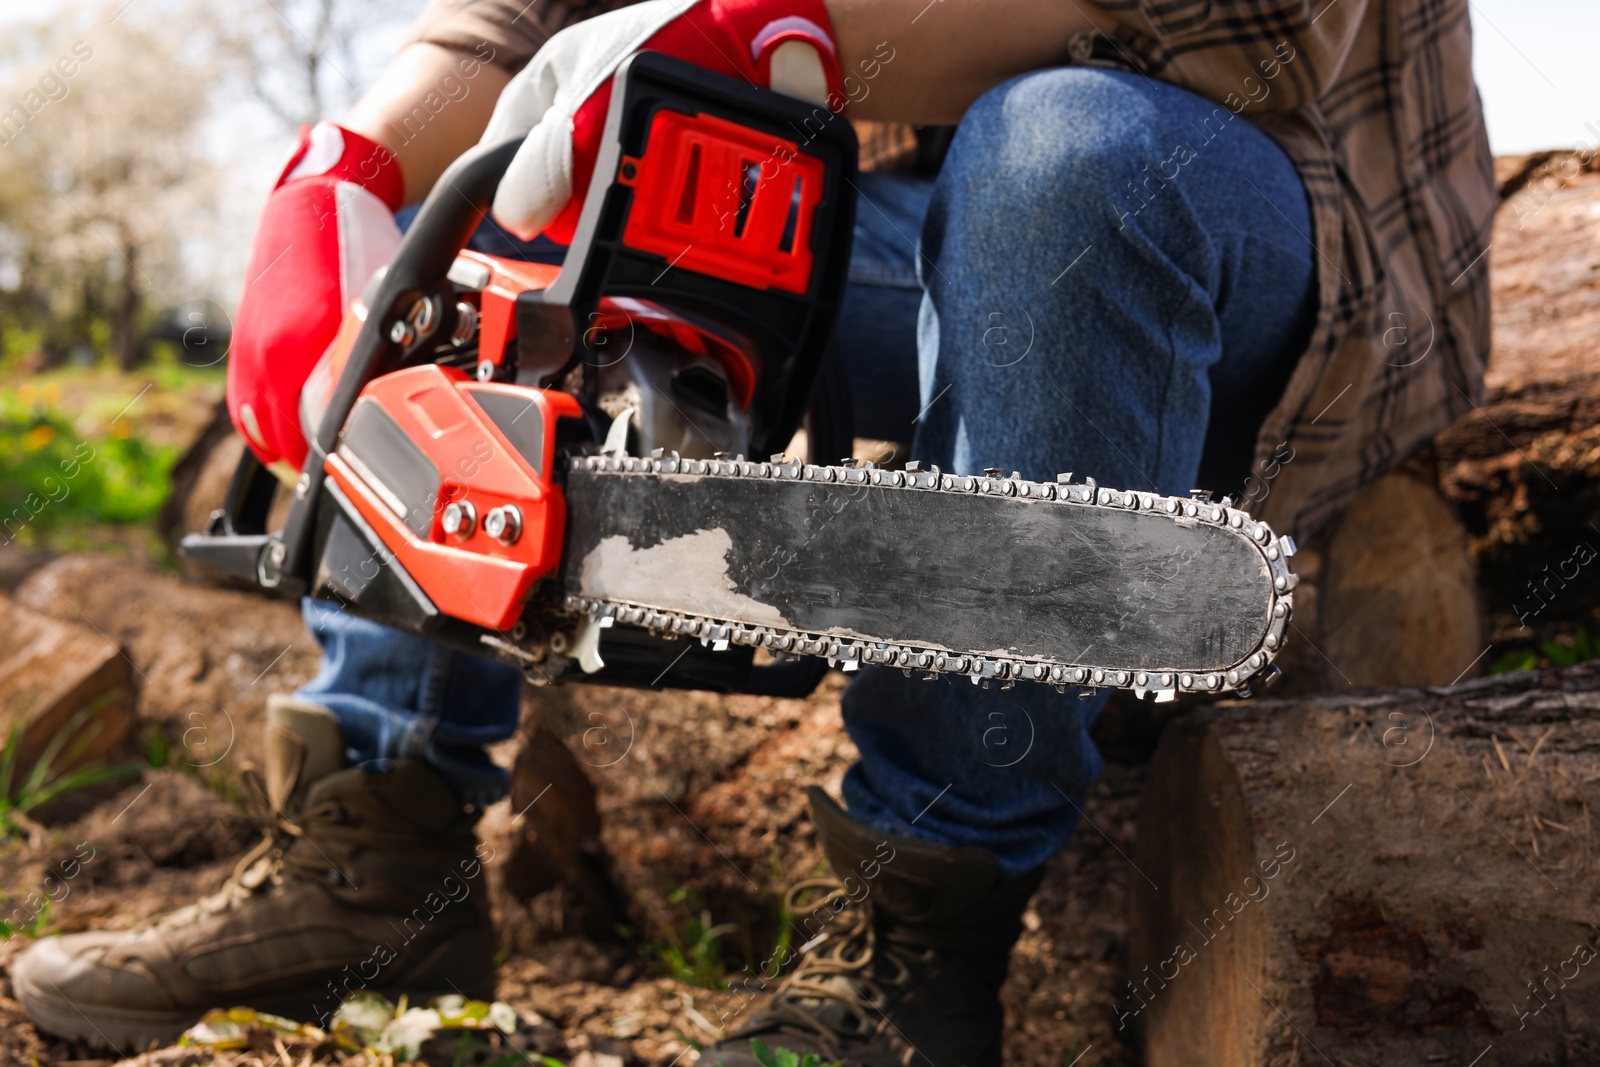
[254,51,858,592]
[265,133,524,590]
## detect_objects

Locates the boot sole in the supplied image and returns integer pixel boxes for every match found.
[12,962,221,1052]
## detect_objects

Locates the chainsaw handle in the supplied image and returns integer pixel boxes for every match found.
[276,134,525,587]
[311,134,523,460]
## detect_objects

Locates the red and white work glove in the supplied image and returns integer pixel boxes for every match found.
[227,122,405,479]
[482,0,844,242]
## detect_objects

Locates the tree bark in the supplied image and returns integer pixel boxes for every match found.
[1434,168,1600,655]
[1131,664,1600,1066]
[112,239,144,371]
[0,593,137,800]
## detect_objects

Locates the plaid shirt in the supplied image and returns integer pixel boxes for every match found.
[409,0,1495,536]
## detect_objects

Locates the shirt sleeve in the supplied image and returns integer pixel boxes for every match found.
[1091,0,1373,113]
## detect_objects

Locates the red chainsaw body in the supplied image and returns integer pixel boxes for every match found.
[325,365,582,631]
[318,239,770,633]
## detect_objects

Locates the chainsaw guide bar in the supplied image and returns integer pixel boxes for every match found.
[561,452,1299,697]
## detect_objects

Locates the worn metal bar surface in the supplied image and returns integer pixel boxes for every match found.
[561,457,1295,692]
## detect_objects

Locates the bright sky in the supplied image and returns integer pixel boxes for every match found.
[1470,0,1600,154]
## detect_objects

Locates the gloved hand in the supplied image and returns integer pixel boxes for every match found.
[481,0,843,242]
[227,122,405,478]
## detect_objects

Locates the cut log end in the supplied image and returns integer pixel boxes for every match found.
[0,593,137,812]
[1132,665,1600,1066]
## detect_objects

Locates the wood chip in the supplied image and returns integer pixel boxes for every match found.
[1525,725,1558,775]
[1493,734,1513,774]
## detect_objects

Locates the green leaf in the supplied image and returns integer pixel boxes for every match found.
[22,761,139,814]
[1540,640,1579,667]
[0,721,22,804]
[0,696,139,838]
[1490,648,1538,675]
[145,728,170,769]
[181,1006,320,1049]
[749,1038,801,1067]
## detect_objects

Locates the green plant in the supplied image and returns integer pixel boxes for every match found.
[144,725,172,769]
[0,699,140,841]
[0,383,182,545]
[0,898,52,940]
[745,1037,841,1067]
[182,992,537,1066]
[1491,626,1600,675]
[1542,628,1599,667]
[1491,647,1538,674]
[653,888,737,989]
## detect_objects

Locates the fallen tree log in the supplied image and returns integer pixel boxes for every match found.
[1273,471,1485,695]
[1434,168,1600,660]
[1130,663,1600,1066]
[0,593,136,800]
[13,555,318,772]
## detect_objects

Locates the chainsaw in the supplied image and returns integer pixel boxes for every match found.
[182,52,1297,702]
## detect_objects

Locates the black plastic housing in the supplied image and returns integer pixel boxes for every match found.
[518,51,859,457]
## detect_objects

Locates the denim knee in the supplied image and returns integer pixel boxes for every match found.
[931,67,1173,254]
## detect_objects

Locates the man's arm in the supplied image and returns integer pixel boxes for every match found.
[342,2,1113,198]
[343,43,512,205]
[828,0,1110,124]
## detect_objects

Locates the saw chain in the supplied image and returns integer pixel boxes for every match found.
[560,451,1299,699]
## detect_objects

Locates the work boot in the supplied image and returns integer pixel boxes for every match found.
[12,696,497,1050]
[703,786,1044,1067]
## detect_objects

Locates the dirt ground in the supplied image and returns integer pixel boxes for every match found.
[0,553,1150,1067]
[3,157,1599,1067]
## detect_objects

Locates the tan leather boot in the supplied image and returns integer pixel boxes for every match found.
[12,696,497,1051]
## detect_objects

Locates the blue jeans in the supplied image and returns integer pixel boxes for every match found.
[301,68,1317,874]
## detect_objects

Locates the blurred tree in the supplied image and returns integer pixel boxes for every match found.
[0,4,215,369]
[190,0,398,130]
[0,0,411,370]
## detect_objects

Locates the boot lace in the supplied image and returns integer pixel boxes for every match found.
[153,767,351,929]
[752,878,935,1054]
